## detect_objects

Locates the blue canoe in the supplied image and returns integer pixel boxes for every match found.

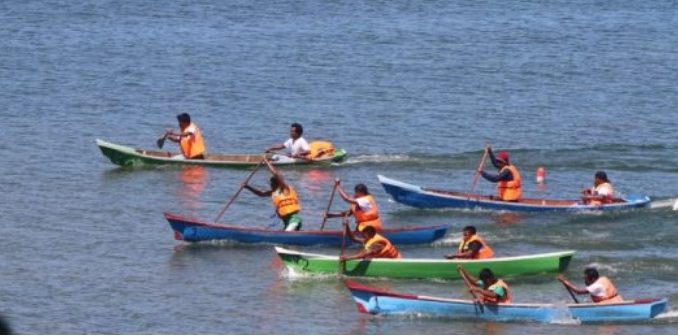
[346,280,668,323]
[379,175,651,213]
[165,212,449,246]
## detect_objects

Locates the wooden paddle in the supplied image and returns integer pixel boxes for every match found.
[213,158,266,223]
[156,132,168,149]
[319,181,339,231]
[468,146,490,198]
[558,274,580,303]
[338,215,350,275]
[456,266,484,313]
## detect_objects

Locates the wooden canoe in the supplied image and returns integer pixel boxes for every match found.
[276,247,574,279]
[96,138,347,168]
[165,212,449,246]
[379,175,651,212]
[346,280,668,323]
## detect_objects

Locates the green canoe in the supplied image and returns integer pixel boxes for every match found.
[96,139,347,168]
[275,247,575,280]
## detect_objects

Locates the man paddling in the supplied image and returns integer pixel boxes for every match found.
[458,266,512,304]
[341,223,401,260]
[479,146,522,201]
[324,180,383,232]
[445,226,495,259]
[558,268,624,304]
[581,171,615,205]
[164,113,206,159]
[266,122,311,159]
[242,161,303,231]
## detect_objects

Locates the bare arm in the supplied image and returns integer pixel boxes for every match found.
[557,275,589,295]
[337,184,358,205]
[242,183,272,197]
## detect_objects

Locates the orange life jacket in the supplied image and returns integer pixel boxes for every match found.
[486,279,512,304]
[591,277,624,303]
[364,233,401,259]
[457,234,495,259]
[271,185,301,218]
[497,165,522,201]
[352,195,382,232]
[180,123,206,159]
[308,141,336,159]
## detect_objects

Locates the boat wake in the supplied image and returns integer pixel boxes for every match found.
[344,154,415,165]
[431,236,460,247]
[656,309,678,321]
[279,268,336,281]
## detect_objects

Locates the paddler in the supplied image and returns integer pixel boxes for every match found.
[266,122,311,159]
[444,225,495,259]
[558,268,624,304]
[242,161,303,231]
[340,223,401,260]
[164,113,206,159]
[479,145,522,201]
[458,266,512,304]
[581,171,615,205]
[324,180,383,232]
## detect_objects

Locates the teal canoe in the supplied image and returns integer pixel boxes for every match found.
[96,139,347,168]
[275,247,575,279]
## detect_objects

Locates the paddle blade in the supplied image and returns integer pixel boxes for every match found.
[156,136,166,149]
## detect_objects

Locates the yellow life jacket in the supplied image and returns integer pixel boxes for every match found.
[591,277,624,303]
[457,234,495,259]
[271,185,301,218]
[180,123,206,159]
[308,141,336,159]
[364,233,400,259]
[497,165,522,201]
[487,279,512,303]
[352,195,382,232]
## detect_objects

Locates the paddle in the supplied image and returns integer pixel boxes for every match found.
[456,266,484,313]
[558,274,580,303]
[320,180,339,231]
[156,132,168,149]
[213,158,266,223]
[338,215,350,275]
[468,146,490,198]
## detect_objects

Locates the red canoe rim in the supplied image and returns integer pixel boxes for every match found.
[164,211,450,234]
[344,280,418,300]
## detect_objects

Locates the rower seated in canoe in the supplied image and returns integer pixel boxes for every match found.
[558,267,624,304]
[242,160,303,231]
[458,266,512,304]
[266,122,337,161]
[341,224,401,261]
[581,171,615,205]
[162,113,207,160]
[444,225,495,259]
[478,145,522,202]
[324,180,383,232]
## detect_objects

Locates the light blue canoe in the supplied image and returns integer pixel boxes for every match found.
[379,175,651,213]
[346,280,668,323]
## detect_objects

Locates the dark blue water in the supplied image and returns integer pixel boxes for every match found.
[2,0,678,333]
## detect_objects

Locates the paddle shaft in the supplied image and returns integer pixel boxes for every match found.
[469,148,489,197]
[564,284,580,304]
[320,183,339,231]
[213,158,265,223]
[457,268,484,313]
[338,215,349,275]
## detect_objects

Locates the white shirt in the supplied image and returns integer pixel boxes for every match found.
[594,182,614,197]
[284,137,310,156]
[356,196,373,212]
[586,278,607,297]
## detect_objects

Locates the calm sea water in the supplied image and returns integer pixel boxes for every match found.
[2,0,678,334]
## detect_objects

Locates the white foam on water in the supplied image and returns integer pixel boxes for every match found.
[656,309,678,320]
[431,236,460,247]
[279,267,336,281]
[344,154,413,164]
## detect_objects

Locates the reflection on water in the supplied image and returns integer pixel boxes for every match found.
[492,213,525,226]
[177,166,207,215]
